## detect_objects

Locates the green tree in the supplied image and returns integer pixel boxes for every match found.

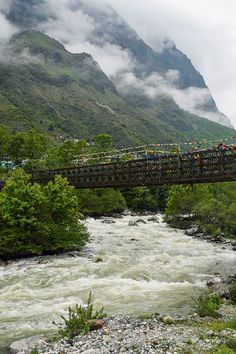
[77,188,127,215]
[9,129,49,164]
[94,134,112,152]
[0,169,89,259]
[0,125,11,159]
[164,183,236,238]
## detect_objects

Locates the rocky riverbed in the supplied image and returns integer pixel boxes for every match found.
[10,303,236,354]
[2,214,236,353]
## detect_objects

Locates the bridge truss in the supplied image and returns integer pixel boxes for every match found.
[30,147,236,189]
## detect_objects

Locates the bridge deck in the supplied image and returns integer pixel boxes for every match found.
[29,148,236,188]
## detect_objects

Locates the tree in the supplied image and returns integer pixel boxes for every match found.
[94,134,112,151]
[9,129,49,163]
[77,188,127,215]
[0,169,89,259]
[0,125,11,159]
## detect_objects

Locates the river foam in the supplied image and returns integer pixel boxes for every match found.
[0,215,235,351]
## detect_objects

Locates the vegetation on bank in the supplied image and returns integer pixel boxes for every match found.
[164,183,236,239]
[0,169,89,260]
[1,125,236,260]
[53,291,107,339]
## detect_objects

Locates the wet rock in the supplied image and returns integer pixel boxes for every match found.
[9,335,48,353]
[136,219,147,224]
[215,235,226,243]
[128,221,139,227]
[80,350,100,354]
[101,219,115,224]
[207,277,221,287]
[94,257,103,263]
[147,216,159,222]
[67,251,81,258]
[231,240,236,247]
[88,319,105,330]
[112,213,123,219]
[207,277,229,298]
[186,227,199,236]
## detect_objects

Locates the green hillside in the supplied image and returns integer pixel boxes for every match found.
[0,31,235,147]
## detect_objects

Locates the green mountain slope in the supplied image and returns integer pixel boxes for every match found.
[0,31,235,147]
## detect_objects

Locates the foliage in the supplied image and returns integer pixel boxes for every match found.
[0,125,11,159]
[122,186,168,212]
[53,292,107,339]
[207,318,236,331]
[225,337,236,350]
[193,292,221,317]
[9,129,49,162]
[229,283,236,305]
[77,188,127,216]
[164,183,236,238]
[0,169,89,259]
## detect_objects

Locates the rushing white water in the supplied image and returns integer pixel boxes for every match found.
[0,215,235,351]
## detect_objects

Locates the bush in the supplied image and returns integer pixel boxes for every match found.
[229,283,236,305]
[194,292,221,317]
[0,169,89,259]
[225,337,236,350]
[53,292,107,339]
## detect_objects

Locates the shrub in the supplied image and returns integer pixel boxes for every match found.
[194,292,221,317]
[225,337,236,350]
[53,292,107,339]
[229,282,236,305]
[0,169,89,259]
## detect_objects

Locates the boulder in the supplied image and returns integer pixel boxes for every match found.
[88,319,105,331]
[128,221,139,227]
[112,213,123,219]
[136,219,147,224]
[94,257,103,263]
[9,335,48,354]
[147,216,159,222]
[207,277,229,298]
[207,276,222,287]
[101,219,115,224]
[186,227,199,236]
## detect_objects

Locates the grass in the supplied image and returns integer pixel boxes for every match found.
[193,292,221,317]
[53,292,107,339]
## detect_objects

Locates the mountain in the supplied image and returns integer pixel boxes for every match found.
[0,30,234,147]
[3,0,232,128]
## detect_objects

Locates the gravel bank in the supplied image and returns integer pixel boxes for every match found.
[14,304,236,354]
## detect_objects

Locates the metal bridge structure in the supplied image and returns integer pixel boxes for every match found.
[29,146,236,189]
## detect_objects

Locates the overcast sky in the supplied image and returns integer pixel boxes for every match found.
[98,0,236,129]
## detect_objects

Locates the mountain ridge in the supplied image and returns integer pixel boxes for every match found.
[0,30,235,147]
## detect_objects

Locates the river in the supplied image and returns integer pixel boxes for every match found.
[0,214,235,352]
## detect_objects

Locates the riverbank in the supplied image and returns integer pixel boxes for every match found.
[10,302,236,353]
[1,214,236,353]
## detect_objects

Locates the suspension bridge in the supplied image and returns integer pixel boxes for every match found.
[30,145,236,189]
[0,138,235,189]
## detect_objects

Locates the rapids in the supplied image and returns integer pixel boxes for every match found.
[0,215,235,352]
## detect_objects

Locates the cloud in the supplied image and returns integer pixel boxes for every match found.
[0,11,18,63]
[100,0,236,127]
[37,0,135,77]
[115,70,232,127]
[1,0,236,128]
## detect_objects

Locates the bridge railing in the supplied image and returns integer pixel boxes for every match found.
[29,147,236,188]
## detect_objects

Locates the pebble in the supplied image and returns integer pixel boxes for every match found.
[14,304,235,354]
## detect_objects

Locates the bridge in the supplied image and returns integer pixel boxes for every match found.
[29,146,236,189]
